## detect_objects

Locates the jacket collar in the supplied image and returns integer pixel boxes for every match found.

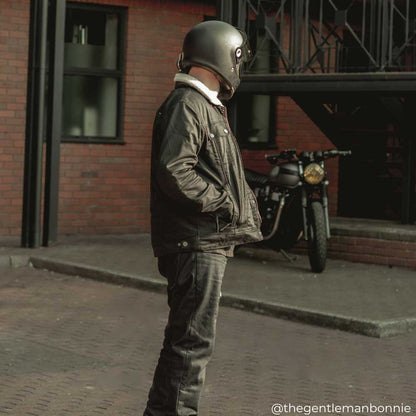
[174,73,224,107]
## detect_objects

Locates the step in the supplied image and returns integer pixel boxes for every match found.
[293,217,416,270]
[330,217,416,242]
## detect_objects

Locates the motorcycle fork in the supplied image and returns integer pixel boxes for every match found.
[321,183,331,239]
[301,188,309,241]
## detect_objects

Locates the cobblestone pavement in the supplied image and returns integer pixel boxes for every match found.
[0,265,415,416]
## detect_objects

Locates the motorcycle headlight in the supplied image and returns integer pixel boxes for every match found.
[304,163,325,185]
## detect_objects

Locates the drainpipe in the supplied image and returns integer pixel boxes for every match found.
[249,18,271,144]
[43,0,66,246]
[216,0,233,23]
[21,0,49,248]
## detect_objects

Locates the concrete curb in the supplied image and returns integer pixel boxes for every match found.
[29,256,167,294]
[29,255,416,339]
[0,254,30,268]
[221,295,416,338]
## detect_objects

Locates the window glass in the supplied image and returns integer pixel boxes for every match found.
[62,3,125,142]
[234,93,276,148]
[62,76,118,138]
[64,9,118,70]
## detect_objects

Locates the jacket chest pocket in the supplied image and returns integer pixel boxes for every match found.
[206,123,232,164]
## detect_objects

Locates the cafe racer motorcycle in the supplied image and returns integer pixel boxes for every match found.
[245,148,351,273]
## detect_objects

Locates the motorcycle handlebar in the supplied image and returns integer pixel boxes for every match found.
[265,149,351,164]
[265,148,297,164]
[323,149,352,158]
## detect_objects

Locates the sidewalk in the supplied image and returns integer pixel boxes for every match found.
[2,233,416,338]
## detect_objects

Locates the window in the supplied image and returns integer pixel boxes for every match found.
[229,93,277,149]
[62,3,126,143]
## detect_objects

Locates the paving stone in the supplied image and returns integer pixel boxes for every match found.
[0,266,415,415]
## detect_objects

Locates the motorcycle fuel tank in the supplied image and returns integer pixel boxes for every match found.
[269,163,300,188]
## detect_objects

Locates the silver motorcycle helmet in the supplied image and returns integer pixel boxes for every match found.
[177,20,252,100]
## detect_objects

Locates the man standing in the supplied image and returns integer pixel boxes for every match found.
[144,20,263,416]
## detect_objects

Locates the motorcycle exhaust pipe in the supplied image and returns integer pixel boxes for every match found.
[263,197,285,241]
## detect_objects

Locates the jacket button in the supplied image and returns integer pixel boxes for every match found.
[182,241,189,247]
[224,128,229,134]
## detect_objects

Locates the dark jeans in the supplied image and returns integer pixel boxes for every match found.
[143,251,227,416]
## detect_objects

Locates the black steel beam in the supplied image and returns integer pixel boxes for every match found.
[21,0,49,248]
[239,73,416,95]
[43,0,66,246]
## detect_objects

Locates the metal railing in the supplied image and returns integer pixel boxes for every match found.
[236,0,416,74]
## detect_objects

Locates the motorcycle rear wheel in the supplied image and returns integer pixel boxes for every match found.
[307,201,327,273]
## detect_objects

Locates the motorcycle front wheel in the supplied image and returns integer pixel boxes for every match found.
[307,201,327,273]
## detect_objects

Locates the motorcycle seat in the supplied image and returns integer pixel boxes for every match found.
[244,169,269,187]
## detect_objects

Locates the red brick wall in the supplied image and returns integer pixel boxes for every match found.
[0,0,215,236]
[0,0,30,236]
[58,0,215,234]
[328,236,416,270]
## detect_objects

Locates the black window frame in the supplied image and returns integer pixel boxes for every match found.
[62,2,127,144]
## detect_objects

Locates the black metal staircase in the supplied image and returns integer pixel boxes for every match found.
[217,0,416,223]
